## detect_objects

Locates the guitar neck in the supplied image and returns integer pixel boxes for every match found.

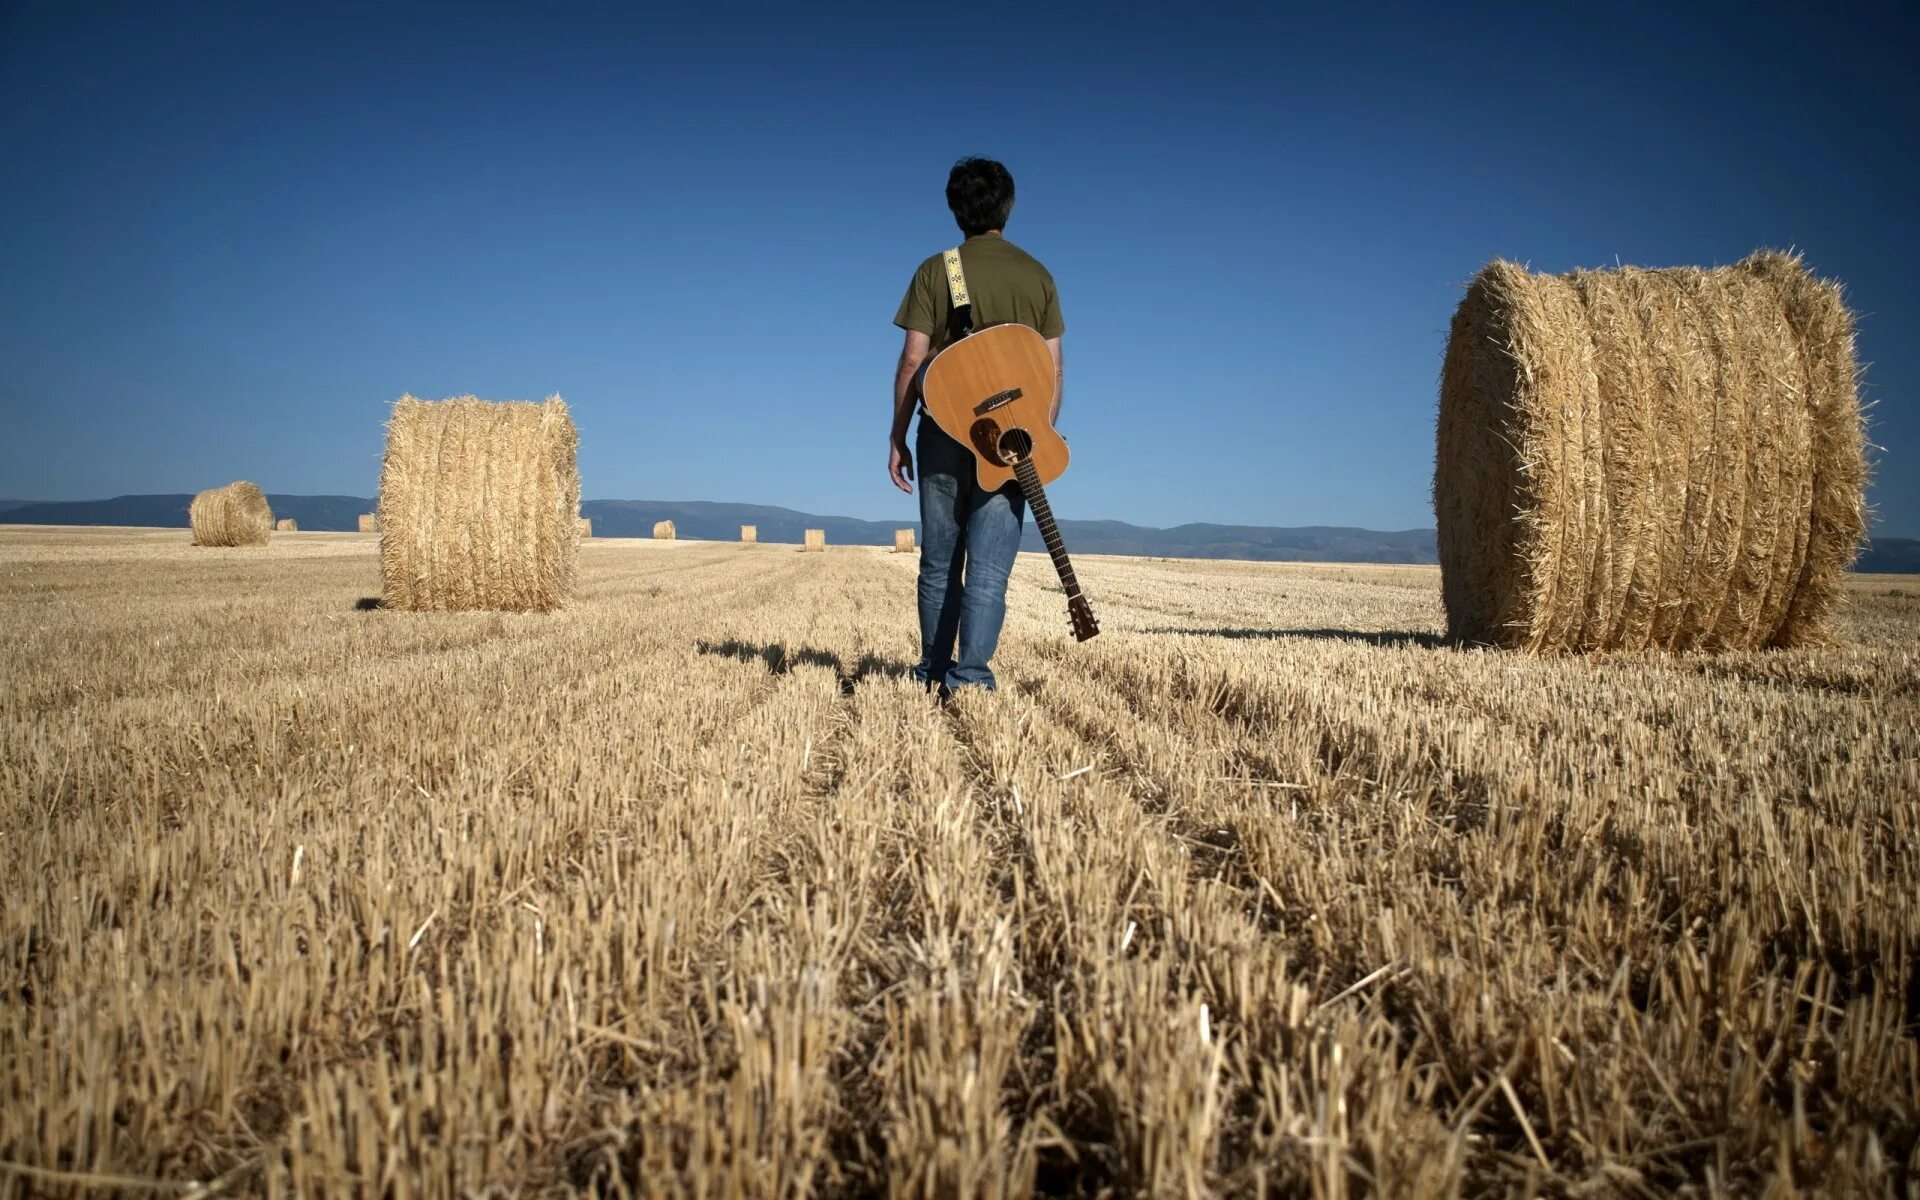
[1012,456,1084,599]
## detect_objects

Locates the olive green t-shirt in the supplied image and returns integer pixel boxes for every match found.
[892,232,1064,357]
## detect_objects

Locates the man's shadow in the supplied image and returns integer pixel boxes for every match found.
[696,639,912,695]
[1148,626,1453,649]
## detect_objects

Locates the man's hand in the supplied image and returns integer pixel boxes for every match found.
[889,437,915,494]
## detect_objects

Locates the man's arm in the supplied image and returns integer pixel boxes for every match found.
[889,329,931,493]
[1047,337,1063,425]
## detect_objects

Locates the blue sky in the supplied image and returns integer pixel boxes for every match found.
[2,1,1914,535]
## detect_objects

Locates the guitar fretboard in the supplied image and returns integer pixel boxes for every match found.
[1012,456,1083,600]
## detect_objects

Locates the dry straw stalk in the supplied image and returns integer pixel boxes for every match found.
[189,482,273,547]
[740,524,757,544]
[1435,250,1866,652]
[804,528,826,552]
[377,394,579,613]
[275,518,298,532]
[653,520,676,540]
[894,528,916,553]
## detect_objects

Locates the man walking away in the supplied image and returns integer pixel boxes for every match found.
[889,157,1065,694]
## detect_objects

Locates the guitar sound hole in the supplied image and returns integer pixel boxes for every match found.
[998,428,1033,464]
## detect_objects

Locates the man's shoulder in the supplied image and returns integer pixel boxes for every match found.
[991,238,1055,279]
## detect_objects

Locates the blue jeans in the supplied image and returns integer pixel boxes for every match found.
[914,415,1026,691]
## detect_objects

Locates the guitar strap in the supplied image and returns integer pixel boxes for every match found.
[942,247,974,339]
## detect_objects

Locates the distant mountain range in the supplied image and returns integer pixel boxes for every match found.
[4,494,1917,572]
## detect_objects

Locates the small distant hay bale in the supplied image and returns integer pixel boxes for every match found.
[740,524,757,543]
[653,520,676,540]
[378,394,579,613]
[894,528,916,552]
[804,528,826,552]
[190,482,273,547]
[275,518,299,532]
[578,517,592,538]
[1435,250,1866,652]
[358,513,379,533]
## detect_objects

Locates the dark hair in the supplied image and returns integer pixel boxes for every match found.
[946,157,1015,237]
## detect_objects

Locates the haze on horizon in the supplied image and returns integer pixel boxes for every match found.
[2,2,1915,536]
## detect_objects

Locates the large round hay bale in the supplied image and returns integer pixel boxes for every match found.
[652,520,675,540]
[377,394,579,613]
[894,528,916,553]
[358,513,379,533]
[804,528,826,552]
[578,517,592,538]
[740,524,757,543]
[190,482,273,547]
[1435,251,1866,652]
[275,518,298,532]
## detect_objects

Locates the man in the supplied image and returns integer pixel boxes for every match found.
[889,157,1065,694]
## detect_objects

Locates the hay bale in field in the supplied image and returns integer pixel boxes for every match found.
[653,519,675,540]
[190,482,273,547]
[275,518,298,532]
[894,528,916,553]
[378,394,579,613]
[740,524,757,543]
[358,513,379,533]
[1435,250,1866,652]
[804,528,826,552]
[578,517,592,538]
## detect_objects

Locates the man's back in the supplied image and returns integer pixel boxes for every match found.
[893,232,1065,356]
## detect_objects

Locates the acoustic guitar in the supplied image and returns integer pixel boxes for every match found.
[920,322,1100,642]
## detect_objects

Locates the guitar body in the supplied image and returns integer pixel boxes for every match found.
[917,322,1099,642]
[921,324,1069,491]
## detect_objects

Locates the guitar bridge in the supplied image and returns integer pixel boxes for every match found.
[973,387,1022,416]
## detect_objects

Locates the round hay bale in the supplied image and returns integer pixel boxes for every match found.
[578,517,592,538]
[377,394,579,613]
[653,520,676,540]
[275,518,298,532]
[894,528,916,553]
[804,528,826,552]
[189,482,273,547]
[1435,251,1866,652]
[740,524,757,544]
[358,513,379,533]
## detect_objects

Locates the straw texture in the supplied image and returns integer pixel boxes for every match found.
[1435,251,1866,652]
[740,524,757,544]
[189,482,273,547]
[894,528,916,553]
[377,394,579,613]
[653,520,676,540]
[578,518,592,538]
[804,529,826,552]
[275,518,299,532]
[358,514,379,534]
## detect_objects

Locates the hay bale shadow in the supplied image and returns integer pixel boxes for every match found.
[1151,626,1452,649]
[354,597,385,612]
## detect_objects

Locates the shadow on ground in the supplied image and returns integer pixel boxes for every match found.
[696,639,912,694]
[354,597,384,611]
[1147,626,1451,649]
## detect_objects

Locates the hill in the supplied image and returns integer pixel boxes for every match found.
[4,495,1915,571]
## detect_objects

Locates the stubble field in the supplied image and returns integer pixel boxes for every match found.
[2,526,1916,1198]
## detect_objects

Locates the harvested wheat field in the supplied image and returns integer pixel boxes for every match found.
[2,526,1915,1197]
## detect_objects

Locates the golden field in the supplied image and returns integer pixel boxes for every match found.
[2,526,1915,1198]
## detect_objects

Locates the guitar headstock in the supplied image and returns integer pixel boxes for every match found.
[1068,595,1100,642]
